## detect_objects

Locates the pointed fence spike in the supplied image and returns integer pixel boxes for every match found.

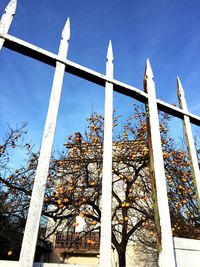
[144,58,155,96]
[107,40,113,63]
[177,77,188,110]
[62,17,70,41]
[177,76,183,93]
[59,17,70,59]
[5,0,17,15]
[177,76,181,84]
[0,0,17,51]
[145,58,154,79]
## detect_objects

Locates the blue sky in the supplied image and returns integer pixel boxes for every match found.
[0,0,200,160]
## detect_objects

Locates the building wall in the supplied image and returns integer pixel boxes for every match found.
[64,255,99,265]
[174,237,200,267]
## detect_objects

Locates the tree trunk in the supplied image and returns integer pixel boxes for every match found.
[117,247,126,267]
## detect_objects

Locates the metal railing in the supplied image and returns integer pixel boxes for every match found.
[0,1,200,267]
[55,231,100,251]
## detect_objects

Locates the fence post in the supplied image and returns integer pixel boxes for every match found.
[99,40,114,267]
[144,59,176,267]
[177,77,200,207]
[19,18,70,267]
[0,0,17,50]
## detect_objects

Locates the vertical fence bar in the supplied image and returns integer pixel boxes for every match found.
[177,77,200,206]
[19,19,70,267]
[99,40,114,267]
[0,0,17,51]
[144,59,176,267]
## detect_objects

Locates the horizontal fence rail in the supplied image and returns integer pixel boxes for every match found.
[1,32,200,126]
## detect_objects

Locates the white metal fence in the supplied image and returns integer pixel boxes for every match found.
[0,1,200,267]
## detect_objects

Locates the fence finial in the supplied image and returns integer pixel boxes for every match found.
[62,17,70,41]
[177,76,188,112]
[0,0,17,51]
[107,40,113,63]
[177,76,185,98]
[145,58,154,79]
[5,0,17,15]
[58,17,70,59]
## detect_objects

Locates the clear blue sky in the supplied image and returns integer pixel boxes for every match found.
[0,0,200,158]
